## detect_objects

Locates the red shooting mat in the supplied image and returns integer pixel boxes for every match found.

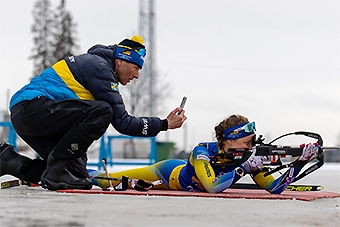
[57,188,340,202]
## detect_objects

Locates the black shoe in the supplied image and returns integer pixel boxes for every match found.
[41,154,92,191]
[0,143,28,178]
[41,170,92,190]
[0,143,46,183]
[40,127,94,191]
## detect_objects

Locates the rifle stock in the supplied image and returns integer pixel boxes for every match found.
[254,145,303,157]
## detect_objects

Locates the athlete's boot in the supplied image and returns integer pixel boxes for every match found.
[0,143,46,184]
[40,127,93,191]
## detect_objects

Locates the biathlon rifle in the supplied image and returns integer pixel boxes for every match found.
[213,131,338,183]
[253,131,338,183]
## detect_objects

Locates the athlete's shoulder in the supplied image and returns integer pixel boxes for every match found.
[196,142,218,153]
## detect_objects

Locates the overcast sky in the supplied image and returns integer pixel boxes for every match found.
[0,0,339,150]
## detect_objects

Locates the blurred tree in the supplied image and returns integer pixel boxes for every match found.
[29,0,79,78]
[29,0,54,77]
[120,71,149,118]
[119,68,172,158]
[121,70,172,118]
[52,0,79,62]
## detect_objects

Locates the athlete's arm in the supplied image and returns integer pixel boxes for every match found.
[192,146,242,193]
[252,143,319,194]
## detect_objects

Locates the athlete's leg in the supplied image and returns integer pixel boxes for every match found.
[89,159,187,189]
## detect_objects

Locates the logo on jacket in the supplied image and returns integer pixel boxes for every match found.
[142,118,148,135]
[111,82,119,92]
[68,56,75,63]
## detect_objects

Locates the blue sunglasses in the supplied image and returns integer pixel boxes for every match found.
[223,122,256,140]
[233,122,256,133]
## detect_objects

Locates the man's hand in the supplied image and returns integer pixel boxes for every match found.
[166,107,187,129]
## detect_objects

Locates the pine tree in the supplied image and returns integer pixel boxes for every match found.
[29,0,54,77]
[29,0,79,78]
[52,0,79,63]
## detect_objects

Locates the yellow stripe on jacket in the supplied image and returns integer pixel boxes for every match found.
[52,60,95,100]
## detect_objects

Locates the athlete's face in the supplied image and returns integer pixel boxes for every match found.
[224,134,254,151]
[115,59,141,85]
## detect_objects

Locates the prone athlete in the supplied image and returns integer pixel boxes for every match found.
[89,114,320,194]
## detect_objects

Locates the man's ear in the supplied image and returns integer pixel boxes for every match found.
[115,59,123,67]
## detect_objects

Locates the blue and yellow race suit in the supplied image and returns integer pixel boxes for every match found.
[89,142,306,194]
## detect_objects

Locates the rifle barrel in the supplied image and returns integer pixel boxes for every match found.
[322,147,340,149]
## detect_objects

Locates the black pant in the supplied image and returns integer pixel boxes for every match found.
[11,96,113,177]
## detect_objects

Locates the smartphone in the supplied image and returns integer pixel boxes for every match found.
[177,96,187,115]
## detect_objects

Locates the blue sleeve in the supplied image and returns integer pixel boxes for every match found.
[192,146,242,193]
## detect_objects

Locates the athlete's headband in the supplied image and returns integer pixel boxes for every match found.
[223,122,256,140]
